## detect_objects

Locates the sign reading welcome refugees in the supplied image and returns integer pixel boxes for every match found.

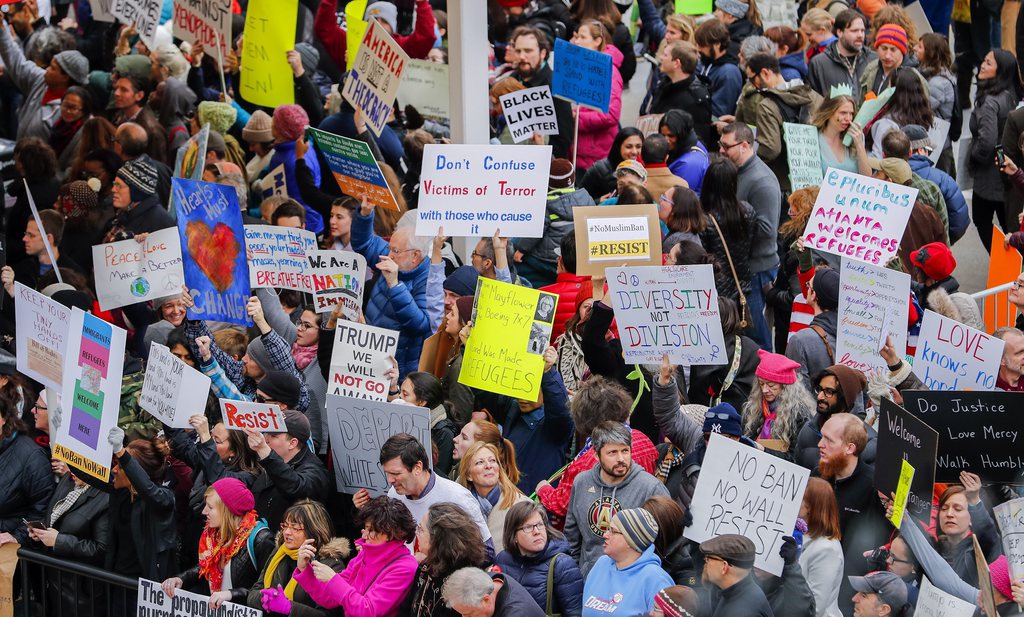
[551,38,613,112]
[343,20,409,136]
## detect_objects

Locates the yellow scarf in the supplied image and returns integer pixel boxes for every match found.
[264,545,300,599]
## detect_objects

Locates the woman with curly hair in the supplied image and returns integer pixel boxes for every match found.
[741,350,816,459]
[766,187,819,353]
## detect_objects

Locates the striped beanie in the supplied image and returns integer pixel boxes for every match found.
[116,157,159,203]
[610,508,659,553]
[874,24,908,54]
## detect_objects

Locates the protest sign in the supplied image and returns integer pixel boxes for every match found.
[903,390,1024,483]
[173,124,208,180]
[0,544,15,617]
[219,399,287,433]
[985,226,1021,333]
[782,122,823,190]
[836,259,910,376]
[93,228,184,311]
[460,278,559,401]
[414,144,552,238]
[174,178,250,326]
[244,225,318,291]
[975,535,999,617]
[307,249,367,317]
[138,578,261,617]
[914,309,1004,391]
[307,127,400,211]
[325,394,432,494]
[398,59,449,120]
[343,20,409,136]
[110,0,161,49]
[801,168,917,266]
[14,282,70,391]
[995,497,1024,584]
[927,118,951,164]
[875,399,939,524]
[573,204,662,277]
[675,0,712,13]
[139,343,212,429]
[499,86,560,144]
[55,309,126,482]
[260,164,289,200]
[916,576,976,617]
[684,433,810,576]
[89,0,116,21]
[635,114,664,137]
[328,322,398,401]
[889,459,915,528]
[606,265,726,365]
[240,0,296,107]
[172,0,232,57]
[552,38,613,112]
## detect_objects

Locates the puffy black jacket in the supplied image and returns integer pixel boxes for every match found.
[494,538,584,617]
[0,433,53,544]
[648,75,713,147]
[179,524,277,603]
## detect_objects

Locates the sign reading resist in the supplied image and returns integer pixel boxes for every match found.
[219,399,288,433]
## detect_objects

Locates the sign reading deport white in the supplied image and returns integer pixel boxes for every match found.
[414,143,553,238]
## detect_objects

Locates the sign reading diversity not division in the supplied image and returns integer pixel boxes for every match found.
[328,321,398,401]
[219,399,288,433]
[138,578,261,617]
[239,0,297,107]
[782,122,823,190]
[14,283,70,391]
[93,228,184,311]
[172,0,232,56]
[573,204,662,277]
[874,399,939,524]
[414,144,552,238]
[110,0,162,49]
[307,127,401,211]
[244,225,318,291]
[913,309,1004,391]
[307,249,367,318]
[551,38,613,112]
[835,259,910,377]
[499,86,559,144]
[343,20,409,136]
[139,343,212,429]
[607,265,726,365]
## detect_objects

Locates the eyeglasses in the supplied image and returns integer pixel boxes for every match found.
[517,522,545,534]
[719,141,745,151]
[605,527,623,536]
[33,404,47,413]
[297,321,317,331]
[389,247,417,255]
[254,393,269,403]
[705,411,733,420]
[659,193,672,204]
[815,386,839,398]
[1012,280,1024,290]
[471,251,488,260]
[280,522,305,532]
[703,555,728,566]
[886,554,913,566]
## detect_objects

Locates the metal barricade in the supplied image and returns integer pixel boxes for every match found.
[15,548,137,617]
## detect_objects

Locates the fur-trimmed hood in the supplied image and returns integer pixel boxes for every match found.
[926,287,984,331]
[272,534,352,562]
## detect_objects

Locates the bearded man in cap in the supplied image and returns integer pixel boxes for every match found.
[700,534,773,616]
[793,364,869,470]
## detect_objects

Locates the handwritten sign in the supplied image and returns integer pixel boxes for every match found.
[55,308,127,482]
[915,576,977,617]
[801,168,917,266]
[325,394,431,495]
[139,343,212,428]
[414,144,552,238]
[836,259,910,377]
[607,265,726,365]
[172,0,232,56]
[552,38,612,112]
[889,459,915,528]
[343,20,409,136]
[635,113,664,137]
[499,86,559,144]
[398,59,449,120]
[684,433,810,576]
[307,127,400,211]
[975,535,998,617]
[994,497,1024,583]
[174,124,209,180]
[783,122,823,190]
[174,178,251,326]
[260,164,289,200]
[219,398,287,433]
[93,229,184,311]
[244,225,318,291]
[573,204,662,277]
[138,578,261,617]
[875,399,938,524]
[913,309,1004,391]
[307,249,366,317]
[240,0,296,107]
[110,0,162,49]
[14,283,70,391]
[460,278,558,401]
[328,321,398,401]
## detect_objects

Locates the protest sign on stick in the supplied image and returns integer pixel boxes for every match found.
[783,122,823,190]
[552,38,613,112]
[174,124,209,180]
[499,86,560,143]
[913,309,1004,391]
[15,283,70,391]
[343,20,409,136]
[398,59,449,120]
[308,127,400,210]
[874,399,938,524]
[110,0,162,49]
[635,114,663,137]
[240,0,296,107]
[975,535,999,617]
[915,576,977,617]
[24,180,61,285]
[994,497,1024,585]
[93,229,184,311]
[328,322,399,401]
[137,578,261,617]
[244,225,318,291]
[836,259,910,377]
[139,343,212,428]
[172,0,232,56]
[307,249,366,317]
[573,204,662,277]
[219,399,288,433]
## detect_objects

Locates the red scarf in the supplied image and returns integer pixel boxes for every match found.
[198,510,258,592]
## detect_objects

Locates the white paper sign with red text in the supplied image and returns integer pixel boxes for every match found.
[219,399,288,432]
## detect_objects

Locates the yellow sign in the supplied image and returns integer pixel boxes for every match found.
[346,0,369,74]
[240,0,297,108]
[889,459,915,529]
[458,278,558,401]
[53,442,111,482]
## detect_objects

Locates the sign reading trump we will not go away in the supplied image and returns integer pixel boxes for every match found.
[329,321,399,401]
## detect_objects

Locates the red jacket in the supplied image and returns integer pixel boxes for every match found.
[314,0,437,69]
[540,273,591,343]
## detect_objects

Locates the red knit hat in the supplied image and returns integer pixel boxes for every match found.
[212,478,255,516]
[990,555,1013,599]
[874,24,908,54]
[910,242,956,281]
[755,349,802,385]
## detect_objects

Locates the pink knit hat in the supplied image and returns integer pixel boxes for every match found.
[990,555,1013,599]
[755,349,802,385]
[212,478,255,516]
[272,104,310,142]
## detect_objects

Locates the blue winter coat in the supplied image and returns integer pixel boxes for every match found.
[779,51,808,82]
[494,538,584,617]
[267,140,325,235]
[908,154,969,243]
[351,210,431,378]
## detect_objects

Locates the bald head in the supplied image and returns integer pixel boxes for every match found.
[116,122,149,158]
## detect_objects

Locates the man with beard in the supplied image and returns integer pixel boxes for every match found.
[806,9,877,100]
[509,27,572,159]
[565,421,669,577]
[793,364,869,470]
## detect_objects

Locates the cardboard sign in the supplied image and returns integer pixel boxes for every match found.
[994,497,1024,582]
[874,399,939,524]
[14,282,70,391]
[889,459,915,529]
[307,249,367,317]
[635,113,664,137]
[89,0,116,22]
[307,127,400,211]
[93,229,184,311]
[325,394,432,495]
[915,576,977,617]
[139,343,212,428]
[0,544,16,617]
[110,0,162,49]
[172,0,231,57]
[343,20,409,136]
[836,259,910,377]
[606,265,727,365]
[414,144,553,238]
[975,535,998,617]
[782,122,823,190]
[219,399,287,433]
[684,433,810,576]
[54,309,127,482]
[552,38,613,112]
[801,167,917,266]
[903,390,1024,483]
[459,278,558,401]
[174,178,251,326]
[913,309,1004,391]
[240,0,296,107]
[138,578,261,617]
[244,225,318,291]
[499,86,559,143]
[398,59,449,120]
[328,322,399,401]
[173,124,208,180]
[260,164,289,200]
[573,204,662,277]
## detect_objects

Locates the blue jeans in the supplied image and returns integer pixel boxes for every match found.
[747,268,778,352]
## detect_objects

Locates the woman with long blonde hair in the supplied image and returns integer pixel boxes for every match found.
[457,442,530,552]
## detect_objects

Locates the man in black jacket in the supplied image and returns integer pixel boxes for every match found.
[648,41,711,131]
[510,27,573,159]
[700,534,773,617]
[442,566,546,617]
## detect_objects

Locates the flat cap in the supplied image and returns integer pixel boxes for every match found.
[699,534,756,568]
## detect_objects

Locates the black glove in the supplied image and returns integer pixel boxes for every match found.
[779,535,798,565]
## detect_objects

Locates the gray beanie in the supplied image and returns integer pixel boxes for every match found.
[716,0,749,18]
[55,50,89,85]
[294,42,320,77]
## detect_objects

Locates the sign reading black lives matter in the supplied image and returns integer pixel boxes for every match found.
[874,399,939,523]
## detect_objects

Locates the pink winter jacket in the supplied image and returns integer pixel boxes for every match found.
[574,45,624,171]
[293,539,418,617]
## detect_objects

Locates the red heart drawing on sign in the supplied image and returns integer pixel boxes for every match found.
[186,220,240,292]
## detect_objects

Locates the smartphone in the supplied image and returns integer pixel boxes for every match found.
[997,145,1006,167]
[22,519,45,531]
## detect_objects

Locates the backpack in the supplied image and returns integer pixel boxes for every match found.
[246,519,270,570]
[762,91,812,125]
[944,74,963,142]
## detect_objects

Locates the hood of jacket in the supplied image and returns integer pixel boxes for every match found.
[779,52,808,78]
[158,77,197,126]
[604,44,624,69]
[546,187,589,219]
[765,80,820,107]
[908,154,934,171]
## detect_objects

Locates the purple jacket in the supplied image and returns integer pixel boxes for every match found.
[293,539,418,617]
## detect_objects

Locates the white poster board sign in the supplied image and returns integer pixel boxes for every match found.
[137,578,261,617]
[606,265,726,365]
[499,86,560,144]
[927,118,951,164]
[915,576,976,617]
[342,20,409,136]
[14,282,70,391]
[913,309,1004,391]
[398,59,449,119]
[244,225,318,291]
[307,249,367,318]
[110,0,163,49]
[994,497,1024,582]
[783,122,823,190]
[836,259,911,376]
[172,0,233,56]
[683,433,810,576]
[89,0,116,22]
[329,321,399,400]
[219,399,288,433]
[139,343,212,428]
[93,228,184,311]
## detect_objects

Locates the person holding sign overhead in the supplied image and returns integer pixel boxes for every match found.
[568,21,623,174]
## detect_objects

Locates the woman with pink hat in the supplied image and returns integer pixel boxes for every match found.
[740,349,816,459]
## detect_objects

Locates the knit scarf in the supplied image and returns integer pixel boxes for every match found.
[49,484,88,526]
[50,117,84,156]
[264,544,300,599]
[198,510,258,592]
[761,399,777,440]
[291,342,318,371]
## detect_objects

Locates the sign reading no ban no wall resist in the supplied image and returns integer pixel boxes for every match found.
[552,38,613,112]
[415,144,553,238]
